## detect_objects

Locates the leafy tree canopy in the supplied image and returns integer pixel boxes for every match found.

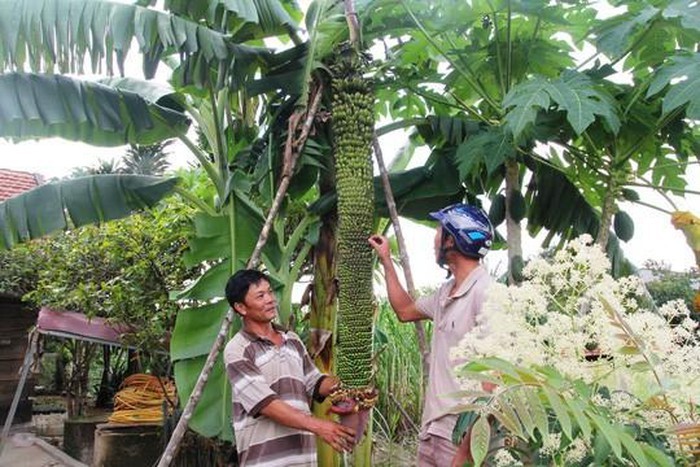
[6,176,202,352]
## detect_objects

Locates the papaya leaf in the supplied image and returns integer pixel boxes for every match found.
[593,6,659,59]
[502,76,551,139]
[662,0,700,32]
[455,126,515,177]
[504,71,620,139]
[547,70,620,135]
[646,53,700,119]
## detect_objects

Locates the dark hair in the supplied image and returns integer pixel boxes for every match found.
[225,269,270,309]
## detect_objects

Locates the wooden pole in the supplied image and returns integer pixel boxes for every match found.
[372,136,429,385]
[0,331,38,457]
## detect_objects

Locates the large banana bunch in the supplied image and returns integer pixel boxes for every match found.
[331,49,375,390]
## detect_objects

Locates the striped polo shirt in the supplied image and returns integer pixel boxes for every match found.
[224,325,324,467]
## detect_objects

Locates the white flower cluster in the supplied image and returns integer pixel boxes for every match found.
[452,235,700,428]
[563,436,590,464]
[492,448,523,467]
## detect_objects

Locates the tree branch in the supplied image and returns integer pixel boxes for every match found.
[248,83,324,269]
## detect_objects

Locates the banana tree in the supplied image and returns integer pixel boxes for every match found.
[0,0,319,458]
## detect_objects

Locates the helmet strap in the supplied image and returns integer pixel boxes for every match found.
[437,230,456,278]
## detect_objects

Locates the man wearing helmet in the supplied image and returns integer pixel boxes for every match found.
[368,203,493,467]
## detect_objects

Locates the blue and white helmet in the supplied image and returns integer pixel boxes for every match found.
[429,203,493,259]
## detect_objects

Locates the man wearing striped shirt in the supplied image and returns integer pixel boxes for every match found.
[223,269,355,466]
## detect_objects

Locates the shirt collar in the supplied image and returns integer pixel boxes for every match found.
[447,265,487,299]
[241,322,288,343]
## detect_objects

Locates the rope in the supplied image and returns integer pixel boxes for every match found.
[108,374,176,425]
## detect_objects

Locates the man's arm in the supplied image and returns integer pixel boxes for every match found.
[368,235,427,322]
[226,350,354,453]
[259,399,355,453]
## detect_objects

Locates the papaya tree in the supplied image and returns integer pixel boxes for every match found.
[363,0,699,280]
[0,1,454,463]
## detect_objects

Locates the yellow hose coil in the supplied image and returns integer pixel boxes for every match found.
[108,374,176,425]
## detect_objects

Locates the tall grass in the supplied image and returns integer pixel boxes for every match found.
[372,300,429,443]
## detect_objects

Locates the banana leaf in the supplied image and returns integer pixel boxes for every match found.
[0,174,179,249]
[0,73,190,146]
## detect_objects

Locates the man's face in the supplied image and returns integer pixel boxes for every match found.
[235,280,278,323]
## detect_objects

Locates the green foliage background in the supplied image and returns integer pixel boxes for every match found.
[0,187,198,353]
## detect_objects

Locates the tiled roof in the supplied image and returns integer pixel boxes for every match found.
[0,169,43,201]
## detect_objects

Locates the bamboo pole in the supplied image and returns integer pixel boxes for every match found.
[372,136,429,384]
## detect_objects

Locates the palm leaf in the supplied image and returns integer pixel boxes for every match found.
[0,174,179,249]
[647,53,700,120]
[0,72,190,145]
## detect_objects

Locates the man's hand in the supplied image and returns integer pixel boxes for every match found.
[318,375,341,398]
[368,234,426,322]
[368,235,391,263]
[452,430,473,467]
[311,419,356,453]
[259,399,354,452]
